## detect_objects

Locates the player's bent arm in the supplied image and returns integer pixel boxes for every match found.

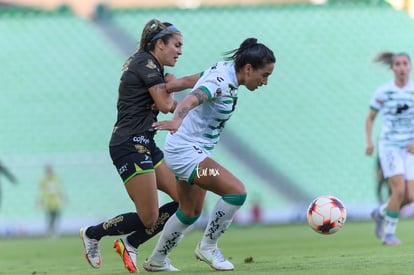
[166,73,201,93]
[153,89,208,132]
[149,83,175,114]
[172,89,208,122]
[365,109,377,143]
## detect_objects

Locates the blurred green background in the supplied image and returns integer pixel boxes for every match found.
[1,0,413,236]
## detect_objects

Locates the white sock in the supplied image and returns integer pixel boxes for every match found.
[383,215,398,235]
[149,214,188,263]
[199,198,241,250]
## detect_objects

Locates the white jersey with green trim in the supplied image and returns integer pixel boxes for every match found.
[171,61,239,150]
[369,80,414,148]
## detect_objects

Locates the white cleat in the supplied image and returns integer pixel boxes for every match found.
[371,207,384,239]
[113,237,138,273]
[194,243,234,271]
[80,227,102,268]
[382,234,402,246]
[142,257,179,272]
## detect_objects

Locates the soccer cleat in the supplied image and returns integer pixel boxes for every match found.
[194,243,234,271]
[80,227,102,268]
[142,257,179,272]
[114,237,138,273]
[371,207,384,239]
[382,234,402,246]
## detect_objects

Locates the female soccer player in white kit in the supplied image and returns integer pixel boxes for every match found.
[142,37,276,271]
[366,52,414,245]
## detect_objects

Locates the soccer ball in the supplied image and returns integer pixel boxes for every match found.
[307,195,346,235]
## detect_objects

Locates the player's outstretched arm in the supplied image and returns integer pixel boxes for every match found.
[149,73,200,114]
[166,73,200,93]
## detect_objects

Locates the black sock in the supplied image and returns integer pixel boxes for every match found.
[86,212,140,241]
[126,201,178,248]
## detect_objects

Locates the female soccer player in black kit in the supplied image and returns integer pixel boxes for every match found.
[80,18,200,273]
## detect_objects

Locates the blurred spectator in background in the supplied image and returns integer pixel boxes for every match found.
[250,197,262,224]
[37,164,66,237]
[0,160,17,212]
[365,51,414,246]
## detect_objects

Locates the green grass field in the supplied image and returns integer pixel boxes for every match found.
[2,220,414,275]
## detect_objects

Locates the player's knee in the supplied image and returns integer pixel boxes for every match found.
[176,208,199,225]
[143,218,158,228]
[223,193,247,206]
[239,185,247,194]
[178,205,203,217]
[405,192,414,204]
[393,189,406,203]
[228,181,246,195]
[140,211,159,228]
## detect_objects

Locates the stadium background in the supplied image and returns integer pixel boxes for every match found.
[1,0,414,236]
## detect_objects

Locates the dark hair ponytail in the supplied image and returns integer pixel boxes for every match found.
[224,37,275,72]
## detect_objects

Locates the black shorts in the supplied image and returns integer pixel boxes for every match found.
[109,132,164,184]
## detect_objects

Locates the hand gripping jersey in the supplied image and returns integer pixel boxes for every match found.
[369,80,414,148]
[172,62,239,151]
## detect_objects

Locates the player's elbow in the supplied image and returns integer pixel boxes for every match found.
[156,103,171,114]
[156,98,174,114]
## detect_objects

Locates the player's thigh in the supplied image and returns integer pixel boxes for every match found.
[110,136,162,224]
[193,157,246,196]
[155,160,178,202]
[405,152,414,180]
[163,141,207,183]
[125,172,159,226]
[378,146,404,178]
[177,180,206,216]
